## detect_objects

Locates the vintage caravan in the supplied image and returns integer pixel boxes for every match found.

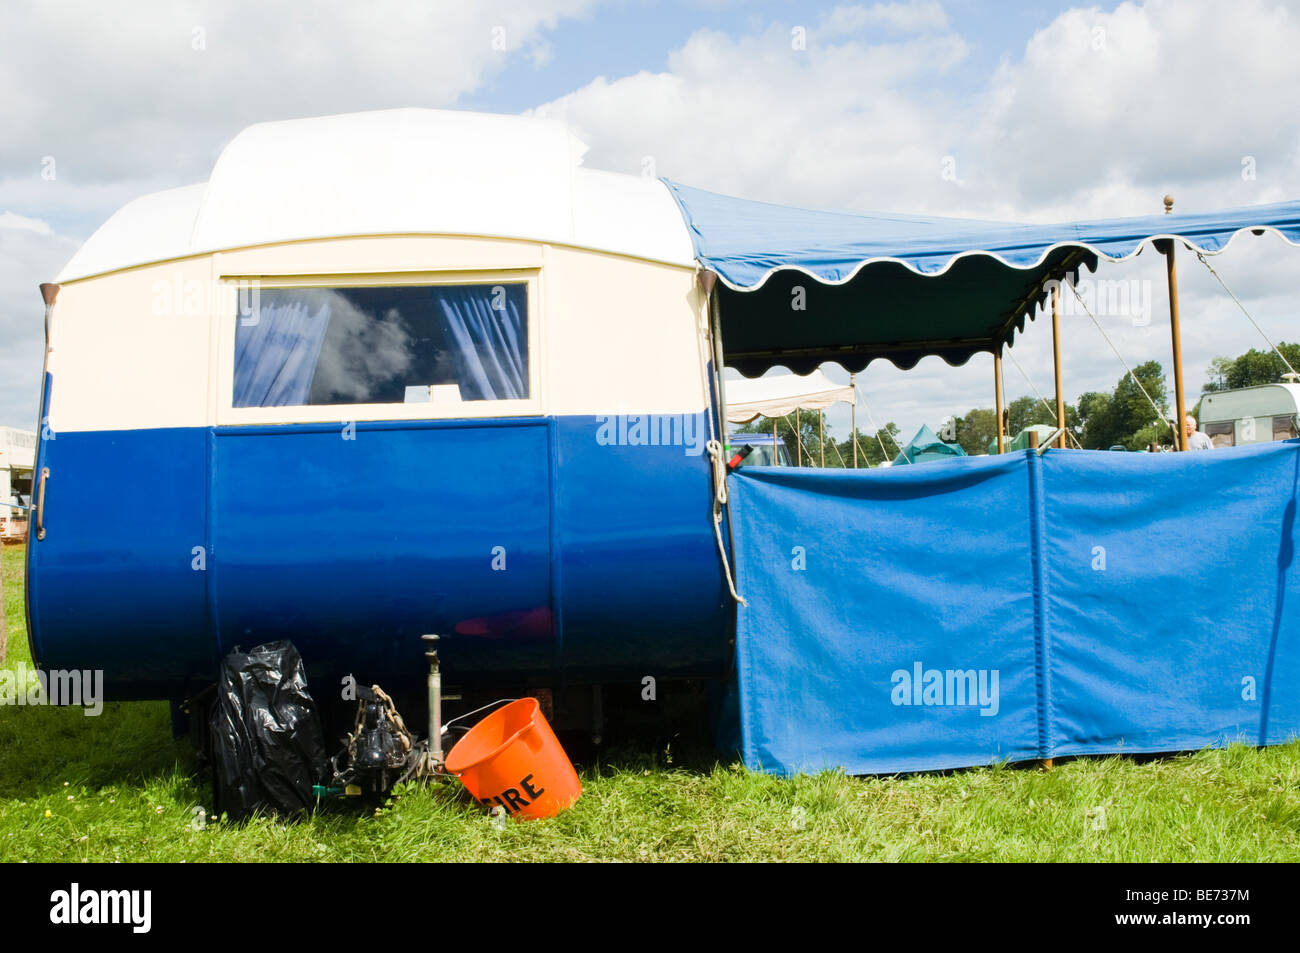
[27,109,733,704]
[1198,383,1300,448]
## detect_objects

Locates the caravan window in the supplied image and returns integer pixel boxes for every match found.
[1204,421,1234,448]
[1273,415,1298,441]
[233,283,529,408]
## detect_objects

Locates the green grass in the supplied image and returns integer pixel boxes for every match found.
[3,542,1300,861]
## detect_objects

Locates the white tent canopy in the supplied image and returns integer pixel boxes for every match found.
[724,370,856,423]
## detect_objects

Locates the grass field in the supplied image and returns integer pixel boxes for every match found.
[3,542,1300,862]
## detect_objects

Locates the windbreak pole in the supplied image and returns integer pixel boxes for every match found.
[994,348,1006,453]
[850,372,858,468]
[819,410,825,467]
[1162,194,1189,451]
[1051,285,1067,449]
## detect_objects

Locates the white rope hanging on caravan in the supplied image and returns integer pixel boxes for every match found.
[1194,250,1300,380]
[1065,279,1179,441]
[706,439,747,606]
[1003,347,1085,450]
[700,292,745,606]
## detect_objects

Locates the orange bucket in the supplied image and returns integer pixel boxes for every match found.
[444,697,581,820]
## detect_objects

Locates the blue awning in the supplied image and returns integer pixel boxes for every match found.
[663,180,1300,376]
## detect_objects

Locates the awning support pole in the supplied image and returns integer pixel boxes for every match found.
[995,348,1006,453]
[794,410,801,467]
[850,372,858,468]
[1051,285,1066,448]
[773,416,779,466]
[1162,194,1189,451]
[819,410,825,468]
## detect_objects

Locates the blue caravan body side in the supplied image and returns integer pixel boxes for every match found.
[28,416,729,699]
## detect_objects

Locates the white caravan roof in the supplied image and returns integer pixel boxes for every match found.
[57,109,698,282]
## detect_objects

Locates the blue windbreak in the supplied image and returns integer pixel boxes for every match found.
[730,443,1300,776]
[233,299,332,407]
[434,284,528,400]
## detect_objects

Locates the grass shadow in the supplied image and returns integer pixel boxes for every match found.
[0,700,195,797]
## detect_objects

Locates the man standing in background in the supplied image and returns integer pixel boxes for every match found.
[1185,414,1215,451]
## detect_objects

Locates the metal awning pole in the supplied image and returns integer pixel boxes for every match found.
[994,348,1006,453]
[850,372,858,468]
[773,416,779,465]
[1162,194,1189,451]
[1051,285,1066,448]
[819,410,825,467]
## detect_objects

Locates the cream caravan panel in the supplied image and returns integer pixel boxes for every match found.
[542,245,707,416]
[48,261,214,433]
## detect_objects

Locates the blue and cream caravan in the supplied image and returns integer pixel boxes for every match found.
[28,109,732,701]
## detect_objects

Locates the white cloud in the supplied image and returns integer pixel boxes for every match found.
[536,0,1300,219]
[0,0,599,230]
[974,0,1300,217]
[533,14,971,212]
[0,211,54,236]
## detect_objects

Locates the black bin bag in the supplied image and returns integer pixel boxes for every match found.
[210,641,327,821]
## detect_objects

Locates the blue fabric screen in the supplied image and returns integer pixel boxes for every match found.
[1042,446,1300,755]
[729,443,1300,776]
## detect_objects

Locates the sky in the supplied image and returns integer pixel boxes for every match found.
[3,0,1299,442]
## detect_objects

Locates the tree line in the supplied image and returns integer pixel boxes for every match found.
[730,343,1300,464]
[955,342,1300,453]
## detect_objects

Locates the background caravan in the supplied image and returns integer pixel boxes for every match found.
[1198,383,1300,448]
[26,109,733,717]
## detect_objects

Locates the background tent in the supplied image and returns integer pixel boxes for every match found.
[987,424,1058,455]
[724,370,855,423]
[891,424,967,466]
